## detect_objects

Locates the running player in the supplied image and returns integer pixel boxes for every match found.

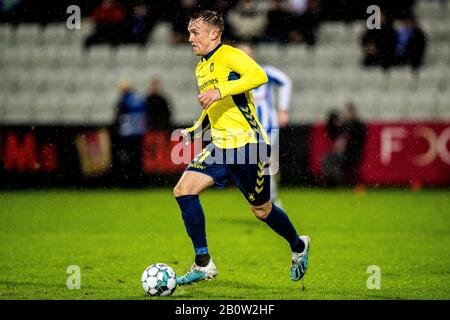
[173,10,310,285]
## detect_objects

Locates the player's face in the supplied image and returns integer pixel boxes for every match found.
[188,19,214,56]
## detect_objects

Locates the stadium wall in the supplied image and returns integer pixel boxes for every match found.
[1,122,450,189]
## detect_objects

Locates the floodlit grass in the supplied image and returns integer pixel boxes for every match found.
[0,188,449,299]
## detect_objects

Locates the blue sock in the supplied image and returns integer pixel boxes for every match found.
[261,204,305,253]
[176,195,208,255]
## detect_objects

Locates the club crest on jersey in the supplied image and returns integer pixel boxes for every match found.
[210,63,214,72]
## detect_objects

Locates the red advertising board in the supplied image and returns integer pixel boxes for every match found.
[141,130,201,174]
[310,122,450,186]
[1,124,450,187]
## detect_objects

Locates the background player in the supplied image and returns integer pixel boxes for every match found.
[238,44,293,207]
[173,10,310,286]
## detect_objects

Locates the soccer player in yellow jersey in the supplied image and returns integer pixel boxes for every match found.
[174,10,310,285]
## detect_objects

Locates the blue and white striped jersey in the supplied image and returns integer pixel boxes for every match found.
[252,65,292,136]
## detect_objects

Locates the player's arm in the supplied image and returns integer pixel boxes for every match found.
[217,48,268,98]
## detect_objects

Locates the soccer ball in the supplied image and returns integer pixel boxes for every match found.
[141,263,177,297]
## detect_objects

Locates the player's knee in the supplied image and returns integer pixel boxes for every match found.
[250,201,272,219]
[173,184,190,197]
[173,180,203,197]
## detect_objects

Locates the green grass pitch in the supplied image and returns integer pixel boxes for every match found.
[0,188,449,300]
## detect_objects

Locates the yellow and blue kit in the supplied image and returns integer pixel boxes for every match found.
[186,43,271,149]
[185,43,272,206]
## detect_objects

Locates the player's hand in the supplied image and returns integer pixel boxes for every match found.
[198,89,221,110]
[278,110,289,128]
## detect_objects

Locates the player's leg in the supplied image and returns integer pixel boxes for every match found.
[174,170,218,285]
[250,200,310,281]
[227,142,310,281]
[174,144,228,285]
[250,201,302,252]
[174,170,214,259]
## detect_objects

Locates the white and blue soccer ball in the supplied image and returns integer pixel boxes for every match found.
[141,263,177,297]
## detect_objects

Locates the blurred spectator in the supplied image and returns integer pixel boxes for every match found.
[287,0,322,46]
[380,0,416,20]
[264,0,292,43]
[321,103,366,187]
[145,77,172,131]
[288,0,309,15]
[361,11,397,69]
[321,109,346,187]
[319,0,356,21]
[123,2,155,46]
[394,15,427,71]
[84,0,127,49]
[171,0,199,44]
[200,0,238,40]
[340,102,367,186]
[113,81,147,183]
[325,109,343,141]
[228,0,267,43]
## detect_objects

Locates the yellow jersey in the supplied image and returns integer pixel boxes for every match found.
[186,43,270,149]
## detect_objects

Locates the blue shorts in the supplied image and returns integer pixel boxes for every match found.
[186,142,271,206]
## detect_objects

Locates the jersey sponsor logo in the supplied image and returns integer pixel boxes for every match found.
[199,78,219,91]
